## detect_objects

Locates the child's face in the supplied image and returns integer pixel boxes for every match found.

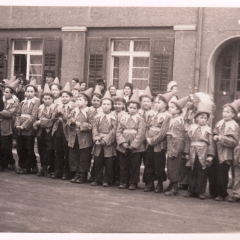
[98,84,104,91]
[76,96,88,108]
[102,99,112,113]
[168,102,180,115]
[4,88,13,100]
[109,86,116,95]
[196,113,208,126]
[141,97,152,111]
[80,83,86,91]
[51,85,60,98]
[72,89,80,98]
[223,106,235,121]
[26,86,35,99]
[114,101,124,112]
[171,86,178,92]
[43,95,53,106]
[124,86,131,95]
[154,97,167,112]
[127,103,138,115]
[71,80,77,86]
[91,95,101,109]
[61,92,71,104]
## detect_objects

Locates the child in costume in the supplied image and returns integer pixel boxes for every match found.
[91,90,116,187]
[51,82,75,180]
[34,84,56,177]
[0,80,19,171]
[112,90,126,185]
[15,79,40,174]
[144,91,175,193]
[213,101,240,201]
[183,101,215,200]
[68,88,94,184]
[164,96,189,196]
[50,77,62,106]
[123,82,133,103]
[116,90,146,190]
[71,83,81,102]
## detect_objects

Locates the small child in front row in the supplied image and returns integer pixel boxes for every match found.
[112,90,126,185]
[164,96,189,196]
[183,101,215,200]
[91,90,116,187]
[116,90,146,190]
[144,91,175,193]
[34,84,56,177]
[68,88,94,184]
[212,101,240,201]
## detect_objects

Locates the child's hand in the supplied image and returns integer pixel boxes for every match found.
[122,143,129,149]
[16,126,23,130]
[213,135,219,141]
[146,138,152,145]
[129,146,135,150]
[185,154,189,160]
[75,122,81,127]
[95,140,101,146]
[100,140,106,146]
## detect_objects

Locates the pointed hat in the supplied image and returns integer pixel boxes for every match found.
[50,77,62,90]
[139,86,153,101]
[101,90,113,103]
[171,96,189,113]
[92,84,103,97]
[61,82,72,96]
[228,99,240,115]
[195,101,215,118]
[80,87,93,102]
[5,80,19,94]
[72,83,81,92]
[128,89,140,106]
[26,78,38,92]
[158,91,177,104]
[6,76,17,85]
[116,89,124,99]
[42,83,54,97]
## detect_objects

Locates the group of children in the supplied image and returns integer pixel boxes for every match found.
[1,76,240,203]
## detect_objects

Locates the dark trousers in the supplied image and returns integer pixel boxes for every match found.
[141,151,146,183]
[216,160,230,198]
[208,156,218,197]
[145,146,167,183]
[69,136,92,180]
[37,129,54,167]
[167,153,182,183]
[53,124,69,176]
[188,156,208,194]
[180,157,191,185]
[17,135,37,169]
[113,150,120,183]
[94,147,113,184]
[119,151,142,185]
[0,135,13,169]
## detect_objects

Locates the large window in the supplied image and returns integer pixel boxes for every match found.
[111,39,150,90]
[12,39,43,84]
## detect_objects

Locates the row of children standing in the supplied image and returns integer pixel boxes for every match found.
[1,77,240,203]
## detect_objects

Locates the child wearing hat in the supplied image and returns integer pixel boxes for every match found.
[15,79,40,174]
[144,91,175,193]
[166,81,178,103]
[68,88,94,184]
[95,79,107,96]
[212,101,240,201]
[51,82,75,180]
[91,90,116,187]
[0,80,20,171]
[164,96,189,196]
[112,90,126,185]
[34,84,56,177]
[71,83,81,102]
[50,77,62,106]
[116,90,146,190]
[183,101,215,200]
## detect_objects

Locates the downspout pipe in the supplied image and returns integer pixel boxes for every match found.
[194,7,204,93]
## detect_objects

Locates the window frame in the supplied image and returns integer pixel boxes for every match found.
[110,38,150,90]
[11,39,43,81]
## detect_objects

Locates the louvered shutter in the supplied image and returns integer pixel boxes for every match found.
[0,38,8,80]
[86,37,107,88]
[150,38,174,95]
[42,38,60,83]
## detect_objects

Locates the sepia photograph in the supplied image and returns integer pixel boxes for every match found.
[0,0,240,237]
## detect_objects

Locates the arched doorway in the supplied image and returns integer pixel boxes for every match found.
[215,40,240,122]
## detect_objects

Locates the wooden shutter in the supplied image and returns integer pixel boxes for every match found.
[150,38,174,95]
[42,38,60,81]
[0,38,8,80]
[86,37,107,88]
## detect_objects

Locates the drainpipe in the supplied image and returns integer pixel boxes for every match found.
[194,7,204,93]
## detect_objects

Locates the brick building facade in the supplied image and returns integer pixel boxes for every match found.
[0,6,240,121]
